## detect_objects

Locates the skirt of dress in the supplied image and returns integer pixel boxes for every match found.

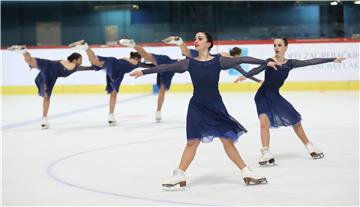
[34,58,61,97]
[156,71,175,90]
[186,97,247,143]
[255,90,302,128]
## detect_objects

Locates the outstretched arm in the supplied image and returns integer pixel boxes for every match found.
[138,62,156,68]
[291,58,343,69]
[76,66,98,71]
[244,64,268,78]
[219,56,272,69]
[231,65,262,83]
[233,64,267,83]
[130,59,189,78]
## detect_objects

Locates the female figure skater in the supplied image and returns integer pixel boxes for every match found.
[162,36,263,83]
[234,37,345,165]
[69,40,143,126]
[130,32,280,187]
[7,45,96,129]
[118,38,182,122]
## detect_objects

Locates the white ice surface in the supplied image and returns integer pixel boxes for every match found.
[2,91,359,206]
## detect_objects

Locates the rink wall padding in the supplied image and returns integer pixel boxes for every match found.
[1,81,358,95]
[2,38,359,95]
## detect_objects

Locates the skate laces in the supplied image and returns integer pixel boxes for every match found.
[172,168,184,176]
[242,166,253,173]
[261,147,269,155]
[306,142,321,153]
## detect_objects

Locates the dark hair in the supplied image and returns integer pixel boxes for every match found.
[67,52,82,62]
[229,47,242,56]
[274,37,288,46]
[130,52,141,59]
[198,32,213,51]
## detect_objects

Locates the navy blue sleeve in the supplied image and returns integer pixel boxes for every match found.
[219,56,268,69]
[75,66,99,71]
[142,59,189,75]
[290,58,336,69]
[244,64,268,78]
[231,65,261,82]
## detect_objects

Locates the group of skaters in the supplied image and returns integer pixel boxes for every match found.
[7,32,345,188]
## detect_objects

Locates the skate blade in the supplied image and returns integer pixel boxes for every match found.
[161,36,173,43]
[162,181,186,191]
[69,40,85,47]
[310,152,324,159]
[41,124,49,129]
[259,158,276,167]
[108,121,116,126]
[162,181,186,187]
[243,177,268,185]
[8,45,26,51]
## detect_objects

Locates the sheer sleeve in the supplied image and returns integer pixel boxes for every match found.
[291,58,336,69]
[75,66,98,71]
[142,59,189,75]
[230,65,261,83]
[219,56,268,69]
[138,62,156,68]
[243,64,268,78]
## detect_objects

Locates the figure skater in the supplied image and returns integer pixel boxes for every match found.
[69,40,144,126]
[234,37,345,165]
[130,32,280,187]
[118,38,181,122]
[7,45,96,129]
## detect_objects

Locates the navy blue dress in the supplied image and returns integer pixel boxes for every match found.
[33,58,93,97]
[151,54,177,90]
[142,55,269,142]
[188,49,261,82]
[188,49,221,58]
[244,58,336,128]
[94,56,139,94]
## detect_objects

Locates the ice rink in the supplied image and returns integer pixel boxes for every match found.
[2,91,359,206]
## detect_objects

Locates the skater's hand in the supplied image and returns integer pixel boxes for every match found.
[334,57,345,63]
[267,61,281,70]
[234,76,246,83]
[130,70,144,78]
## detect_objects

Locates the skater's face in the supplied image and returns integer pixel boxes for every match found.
[194,32,211,51]
[273,39,287,58]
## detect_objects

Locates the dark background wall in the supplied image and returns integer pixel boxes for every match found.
[1,1,359,46]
